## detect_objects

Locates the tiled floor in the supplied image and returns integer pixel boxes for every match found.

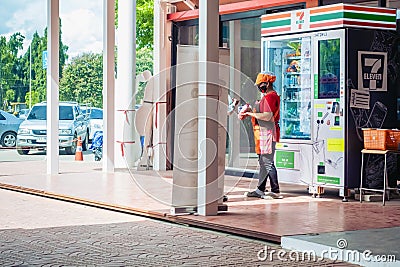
[1,160,400,244]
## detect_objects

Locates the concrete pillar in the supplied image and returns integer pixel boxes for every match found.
[228,20,241,168]
[115,0,141,169]
[46,0,59,175]
[198,0,219,216]
[153,1,169,171]
[103,0,115,172]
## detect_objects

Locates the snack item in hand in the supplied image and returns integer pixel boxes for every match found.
[238,104,251,120]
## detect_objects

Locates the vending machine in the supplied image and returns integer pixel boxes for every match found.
[261,4,399,198]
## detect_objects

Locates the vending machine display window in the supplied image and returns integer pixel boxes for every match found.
[264,36,312,140]
[318,39,341,99]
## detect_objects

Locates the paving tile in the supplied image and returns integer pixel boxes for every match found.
[0,160,397,266]
[0,220,358,266]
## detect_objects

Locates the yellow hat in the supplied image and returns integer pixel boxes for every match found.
[255,72,276,85]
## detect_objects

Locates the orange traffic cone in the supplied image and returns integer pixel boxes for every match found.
[75,136,83,161]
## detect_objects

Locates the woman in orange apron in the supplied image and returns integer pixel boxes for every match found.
[241,72,281,198]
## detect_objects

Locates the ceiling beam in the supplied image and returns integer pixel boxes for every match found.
[183,0,197,10]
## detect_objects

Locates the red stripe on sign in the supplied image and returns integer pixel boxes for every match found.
[343,19,396,29]
[310,20,343,28]
[261,27,291,35]
[345,5,397,15]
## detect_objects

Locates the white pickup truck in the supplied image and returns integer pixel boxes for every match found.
[16,101,90,155]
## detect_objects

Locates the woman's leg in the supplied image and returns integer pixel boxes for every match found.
[268,142,280,193]
[268,164,280,193]
[257,154,268,192]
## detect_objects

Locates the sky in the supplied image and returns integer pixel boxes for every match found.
[0,0,103,59]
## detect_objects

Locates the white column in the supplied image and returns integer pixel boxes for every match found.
[198,0,219,216]
[46,0,59,175]
[103,0,115,172]
[153,1,169,171]
[228,20,241,168]
[115,0,141,169]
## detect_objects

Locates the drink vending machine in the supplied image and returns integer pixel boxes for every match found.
[261,4,399,199]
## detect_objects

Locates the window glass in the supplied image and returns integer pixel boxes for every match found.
[27,106,74,120]
[177,16,261,169]
[179,25,199,45]
[90,109,103,119]
[28,106,46,120]
[318,39,340,99]
[60,106,74,120]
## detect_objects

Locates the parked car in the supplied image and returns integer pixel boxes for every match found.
[82,107,103,141]
[16,102,90,155]
[18,109,30,120]
[0,110,23,147]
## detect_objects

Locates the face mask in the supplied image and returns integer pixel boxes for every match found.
[258,84,267,93]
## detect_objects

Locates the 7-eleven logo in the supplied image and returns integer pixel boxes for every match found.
[296,11,305,29]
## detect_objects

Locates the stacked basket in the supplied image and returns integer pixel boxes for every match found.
[362,129,400,150]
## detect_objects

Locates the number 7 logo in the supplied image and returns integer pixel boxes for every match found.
[358,51,387,91]
[364,58,381,90]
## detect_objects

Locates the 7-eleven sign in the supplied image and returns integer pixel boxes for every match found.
[291,9,310,32]
[296,11,305,29]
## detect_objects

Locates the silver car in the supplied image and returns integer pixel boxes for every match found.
[0,110,23,147]
[18,108,30,120]
[82,107,103,140]
[16,102,89,155]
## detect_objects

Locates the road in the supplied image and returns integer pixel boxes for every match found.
[0,189,357,266]
[0,147,95,162]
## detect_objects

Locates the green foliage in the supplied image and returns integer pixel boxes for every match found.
[0,22,68,110]
[59,48,153,107]
[1,6,154,110]
[136,0,154,49]
[0,33,25,106]
[26,31,48,103]
[24,90,40,107]
[115,0,154,49]
[60,53,103,108]
[5,89,15,101]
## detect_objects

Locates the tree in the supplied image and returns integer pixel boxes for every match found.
[60,53,103,108]
[5,89,15,103]
[0,33,25,106]
[115,0,154,49]
[21,22,69,105]
[136,0,154,49]
[24,90,39,107]
[0,19,68,110]
[25,31,47,103]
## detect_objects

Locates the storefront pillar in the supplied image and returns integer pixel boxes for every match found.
[103,0,115,173]
[153,2,170,171]
[115,0,141,169]
[197,0,220,216]
[228,20,241,168]
[46,0,59,175]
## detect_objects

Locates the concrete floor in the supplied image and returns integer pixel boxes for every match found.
[282,228,400,267]
[0,159,399,266]
[0,189,357,266]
